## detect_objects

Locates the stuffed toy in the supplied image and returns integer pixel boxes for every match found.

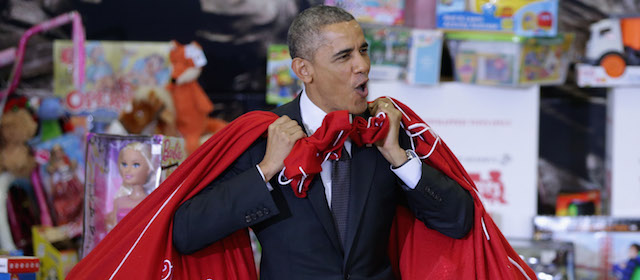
[167,40,226,154]
[119,86,178,136]
[0,98,38,178]
[37,97,73,142]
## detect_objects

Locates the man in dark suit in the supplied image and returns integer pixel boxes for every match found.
[172,5,473,280]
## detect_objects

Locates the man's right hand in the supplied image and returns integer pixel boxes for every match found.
[258,115,306,182]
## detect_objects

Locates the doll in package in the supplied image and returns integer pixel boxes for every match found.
[82,134,163,256]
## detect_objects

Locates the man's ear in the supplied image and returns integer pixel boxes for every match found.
[291,57,313,83]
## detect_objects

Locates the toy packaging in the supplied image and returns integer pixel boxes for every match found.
[447,32,573,86]
[534,216,640,280]
[53,40,171,129]
[325,0,405,26]
[0,256,39,280]
[362,24,411,80]
[81,134,186,257]
[31,134,86,235]
[32,226,77,280]
[265,44,302,106]
[436,0,558,36]
[406,29,443,86]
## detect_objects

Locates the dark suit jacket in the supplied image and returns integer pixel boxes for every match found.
[173,97,474,280]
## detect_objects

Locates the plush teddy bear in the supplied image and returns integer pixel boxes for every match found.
[118,86,178,136]
[0,98,38,178]
[167,40,226,154]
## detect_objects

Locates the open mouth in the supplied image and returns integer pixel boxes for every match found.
[355,80,368,97]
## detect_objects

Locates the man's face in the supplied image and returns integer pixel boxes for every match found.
[307,20,370,114]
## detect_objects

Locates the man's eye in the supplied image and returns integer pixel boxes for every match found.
[360,48,368,54]
[340,53,350,59]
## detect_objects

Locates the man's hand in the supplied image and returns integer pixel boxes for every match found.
[369,99,407,167]
[258,115,306,182]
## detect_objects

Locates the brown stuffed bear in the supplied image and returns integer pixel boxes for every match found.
[0,99,38,178]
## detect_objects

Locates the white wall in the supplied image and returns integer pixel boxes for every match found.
[368,81,539,238]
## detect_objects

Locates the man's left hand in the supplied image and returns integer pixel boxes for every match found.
[368,98,407,167]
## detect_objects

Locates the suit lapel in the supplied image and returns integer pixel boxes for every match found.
[343,143,377,261]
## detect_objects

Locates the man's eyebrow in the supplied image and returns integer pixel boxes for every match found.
[331,42,369,59]
[332,47,354,59]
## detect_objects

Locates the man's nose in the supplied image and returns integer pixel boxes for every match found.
[352,52,370,74]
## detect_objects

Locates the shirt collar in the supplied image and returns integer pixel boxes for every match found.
[299,88,327,136]
[299,88,352,156]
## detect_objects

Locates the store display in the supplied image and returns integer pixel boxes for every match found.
[325,0,405,26]
[167,40,226,154]
[265,44,302,106]
[534,216,640,280]
[81,133,186,257]
[447,32,573,86]
[436,0,558,36]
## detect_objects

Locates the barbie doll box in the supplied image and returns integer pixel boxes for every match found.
[81,133,186,257]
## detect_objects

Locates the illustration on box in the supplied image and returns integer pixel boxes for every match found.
[363,25,411,80]
[266,44,302,106]
[81,134,186,257]
[32,134,85,232]
[578,17,640,86]
[448,32,572,86]
[436,0,558,36]
[519,35,574,85]
[325,0,405,26]
[53,40,171,123]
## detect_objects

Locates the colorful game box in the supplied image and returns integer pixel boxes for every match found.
[53,40,171,119]
[406,29,443,85]
[325,0,405,26]
[265,44,302,106]
[362,24,411,80]
[556,190,601,216]
[447,32,573,86]
[437,0,558,36]
[81,134,186,257]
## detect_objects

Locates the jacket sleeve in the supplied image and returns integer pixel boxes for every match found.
[398,134,474,239]
[172,139,280,254]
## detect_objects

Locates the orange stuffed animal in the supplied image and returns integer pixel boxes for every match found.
[167,41,226,154]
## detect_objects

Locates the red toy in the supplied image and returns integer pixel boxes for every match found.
[166,41,226,154]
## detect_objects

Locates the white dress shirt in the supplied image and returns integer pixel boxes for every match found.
[257,89,422,207]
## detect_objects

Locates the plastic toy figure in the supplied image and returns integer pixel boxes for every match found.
[106,142,153,231]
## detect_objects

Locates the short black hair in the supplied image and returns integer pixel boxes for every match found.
[287,5,355,60]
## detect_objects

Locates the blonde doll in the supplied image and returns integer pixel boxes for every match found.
[106,142,154,231]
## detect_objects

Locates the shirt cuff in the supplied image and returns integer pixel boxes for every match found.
[390,156,422,189]
[256,165,274,191]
